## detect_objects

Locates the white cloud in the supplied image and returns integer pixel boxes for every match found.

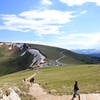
[81,10,87,14]
[0,9,77,35]
[42,0,52,5]
[60,0,100,6]
[6,33,100,49]
[19,10,74,24]
[58,33,100,49]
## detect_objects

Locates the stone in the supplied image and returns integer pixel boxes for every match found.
[6,88,21,100]
[20,91,26,96]
[0,89,3,99]
[12,87,21,95]
[8,89,21,100]
[49,89,57,94]
[0,88,21,100]
[2,95,9,100]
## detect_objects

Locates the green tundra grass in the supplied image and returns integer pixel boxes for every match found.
[0,64,100,95]
[0,43,100,76]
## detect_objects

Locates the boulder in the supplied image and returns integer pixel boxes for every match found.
[12,87,21,95]
[0,88,21,100]
[2,95,9,100]
[0,89,3,99]
[8,88,21,100]
[20,91,26,96]
[49,89,57,94]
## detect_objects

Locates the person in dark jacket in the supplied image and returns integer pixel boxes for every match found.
[73,81,79,98]
[24,78,26,82]
[30,77,34,86]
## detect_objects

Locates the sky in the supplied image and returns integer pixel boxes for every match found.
[0,0,100,50]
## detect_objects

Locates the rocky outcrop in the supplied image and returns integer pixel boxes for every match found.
[21,48,46,67]
[0,42,46,68]
[8,43,46,67]
[0,89,3,99]
[0,88,21,100]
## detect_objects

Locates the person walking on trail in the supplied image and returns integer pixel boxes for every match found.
[24,78,26,82]
[30,77,34,87]
[73,81,79,98]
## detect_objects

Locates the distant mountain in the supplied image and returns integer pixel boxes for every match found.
[72,49,99,54]
[89,53,100,58]
[0,42,100,76]
[72,49,100,57]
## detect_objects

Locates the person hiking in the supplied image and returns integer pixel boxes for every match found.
[24,78,26,82]
[30,77,34,86]
[73,81,79,98]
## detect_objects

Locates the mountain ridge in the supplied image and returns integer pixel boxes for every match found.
[0,42,100,76]
[72,49,100,57]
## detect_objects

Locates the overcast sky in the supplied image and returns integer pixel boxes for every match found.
[0,0,100,49]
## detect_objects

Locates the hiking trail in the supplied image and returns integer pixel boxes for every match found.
[25,71,100,100]
[56,51,66,63]
[25,72,78,100]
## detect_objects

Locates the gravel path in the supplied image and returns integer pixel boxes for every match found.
[29,83,78,100]
[26,72,100,100]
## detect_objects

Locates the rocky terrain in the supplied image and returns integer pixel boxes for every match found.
[0,87,21,100]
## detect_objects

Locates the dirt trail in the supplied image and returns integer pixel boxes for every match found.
[80,93,100,100]
[29,83,79,100]
[26,72,100,100]
[29,83,100,100]
[26,72,78,100]
[26,72,37,81]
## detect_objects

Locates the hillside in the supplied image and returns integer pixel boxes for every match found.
[0,44,33,76]
[89,53,100,58]
[29,44,100,64]
[0,42,100,76]
[0,65,100,95]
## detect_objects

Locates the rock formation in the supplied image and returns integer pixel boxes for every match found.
[0,88,21,100]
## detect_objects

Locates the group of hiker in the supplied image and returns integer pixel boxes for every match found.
[24,75,35,87]
[24,77,79,99]
[23,63,79,99]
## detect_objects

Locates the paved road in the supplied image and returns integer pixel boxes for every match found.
[56,51,65,63]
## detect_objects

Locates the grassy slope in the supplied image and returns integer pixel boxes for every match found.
[0,47,33,76]
[90,53,100,57]
[36,65,100,94]
[30,44,100,64]
[0,43,100,76]
[30,44,63,62]
[0,65,100,95]
[60,51,100,64]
